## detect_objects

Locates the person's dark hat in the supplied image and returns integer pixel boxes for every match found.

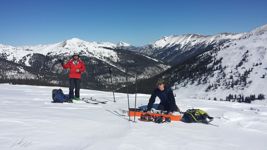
[156,79,165,86]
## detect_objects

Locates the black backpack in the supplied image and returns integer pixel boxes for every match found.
[182,109,213,124]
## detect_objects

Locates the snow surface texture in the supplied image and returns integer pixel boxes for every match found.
[0,84,267,150]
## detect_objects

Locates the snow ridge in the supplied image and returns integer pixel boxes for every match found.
[0,38,132,66]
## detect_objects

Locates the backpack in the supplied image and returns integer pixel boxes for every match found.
[52,89,69,103]
[182,109,213,124]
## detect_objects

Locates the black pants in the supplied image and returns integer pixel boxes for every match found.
[69,78,81,99]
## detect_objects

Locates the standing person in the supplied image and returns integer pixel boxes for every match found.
[60,53,86,100]
[146,79,180,114]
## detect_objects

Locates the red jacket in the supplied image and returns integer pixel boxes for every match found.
[63,59,86,79]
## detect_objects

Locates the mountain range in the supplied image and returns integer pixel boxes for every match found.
[124,24,267,101]
[1,24,266,101]
[0,38,169,90]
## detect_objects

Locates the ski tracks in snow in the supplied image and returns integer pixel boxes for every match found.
[10,137,33,148]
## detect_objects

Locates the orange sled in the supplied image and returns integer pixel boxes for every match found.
[128,109,182,121]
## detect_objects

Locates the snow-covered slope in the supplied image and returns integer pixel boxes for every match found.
[0,84,266,150]
[198,24,266,98]
[170,25,267,100]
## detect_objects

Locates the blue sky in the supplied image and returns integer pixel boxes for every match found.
[0,0,267,46]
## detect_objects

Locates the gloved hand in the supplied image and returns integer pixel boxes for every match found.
[144,108,151,113]
[168,112,173,115]
[58,59,64,66]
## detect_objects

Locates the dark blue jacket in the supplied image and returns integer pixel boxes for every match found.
[147,87,179,112]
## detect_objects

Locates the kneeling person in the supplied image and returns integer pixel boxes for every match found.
[146,79,180,114]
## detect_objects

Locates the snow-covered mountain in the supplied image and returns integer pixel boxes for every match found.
[0,38,124,65]
[153,33,243,49]
[0,38,169,90]
[116,41,131,47]
[124,24,267,102]
[137,33,244,65]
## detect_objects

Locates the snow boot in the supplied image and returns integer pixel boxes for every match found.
[73,97,80,100]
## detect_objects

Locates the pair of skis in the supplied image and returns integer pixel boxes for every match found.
[81,97,108,105]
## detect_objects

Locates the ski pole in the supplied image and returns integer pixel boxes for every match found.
[109,67,116,103]
[125,68,131,121]
[133,71,138,122]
